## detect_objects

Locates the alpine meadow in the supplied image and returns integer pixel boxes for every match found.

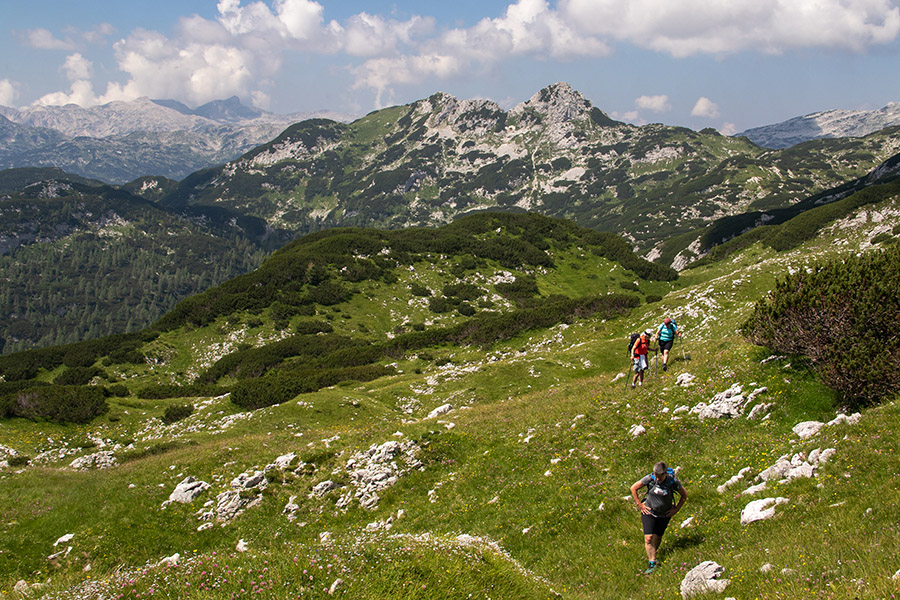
[2,82,900,600]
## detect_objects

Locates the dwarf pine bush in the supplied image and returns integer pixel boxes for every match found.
[743,244,900,406]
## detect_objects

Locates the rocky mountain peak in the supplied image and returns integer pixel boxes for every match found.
[416,93,505,135]
[510,82,592,126]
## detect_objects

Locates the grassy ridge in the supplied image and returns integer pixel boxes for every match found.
[1,205,900,598]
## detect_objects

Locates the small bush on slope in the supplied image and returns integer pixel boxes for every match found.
[742,243,900,407]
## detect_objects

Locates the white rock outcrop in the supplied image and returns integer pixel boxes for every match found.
[165,476,211,505]
[681,561,730,598]
[740,497,789,525]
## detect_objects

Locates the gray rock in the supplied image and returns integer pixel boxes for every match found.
[740,497,789,525]
[717,467,751,493]
[167,476,210,504]
[681,561,730,598]
[757,459,792,482]
[742,482,767,495]
[311,480,338,497]
[232,470,267,490]
[427,404,453,419]
[747,403,773,420]
[792,421,824,439]
[70,451,118,470]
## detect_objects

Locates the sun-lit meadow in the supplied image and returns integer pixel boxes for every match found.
[2,197,900,599]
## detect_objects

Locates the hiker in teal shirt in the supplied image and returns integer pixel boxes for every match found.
[655,318,679,372]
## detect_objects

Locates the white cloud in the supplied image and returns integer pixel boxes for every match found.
[34,80,100,107]
[23,28,78,50]
[348,0,610,104]
[63,53,94,82]
[0,79,20,107]
[560,0,900,56]
[635,94,671,112]
[691,96,720,118]
[719,122,738,135]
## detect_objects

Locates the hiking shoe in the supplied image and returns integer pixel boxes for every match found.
[631,384,635,389]
[663,364,668,372]
[644,561,660,574]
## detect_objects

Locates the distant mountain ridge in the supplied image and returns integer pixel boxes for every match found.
[164,82,900,266]
[738,102,900,148]
[0,97,354,183]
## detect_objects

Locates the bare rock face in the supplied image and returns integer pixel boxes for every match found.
[510,82,593,126]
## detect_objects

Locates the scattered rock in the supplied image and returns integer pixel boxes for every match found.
[676,373,696,387]
[692,384,747,420]
[311,480,338,497]
[717,467,751,493]
[828,413,861,427]
[236,539,248,552]
[69,451,117,470]
[328,579,343,595]
[680,516,695,528]
[165,476,210,505]
[14,580,31,596]
[158,553,180,567]
[792,421,824,439]
[427,404,453,419]
[681,561,730,598]
[283,495,300,520]
[742,482,767,495]
[760,563,774,573]
[340,440,421,510]
[741,497,789,525]
[629,424,646,437]
[232,470,267,490]
[53,533,74,547]
[747,403,773,420]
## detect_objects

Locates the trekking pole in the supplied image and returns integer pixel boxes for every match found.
[624,358,632,391]
[679,334,686,361]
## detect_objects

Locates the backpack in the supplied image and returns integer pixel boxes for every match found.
[627,332,640,353]
[644,468,678,514]
[649,467,676,491]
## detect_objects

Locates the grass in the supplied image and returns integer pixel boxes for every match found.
[2,196,900,598]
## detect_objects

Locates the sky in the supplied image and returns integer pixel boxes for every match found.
[2,0,900,133]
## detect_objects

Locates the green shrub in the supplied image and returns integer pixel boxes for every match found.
[495,275,539,303]
[7,455,30,467]
[458,303,476,317]
[106,384,130,397]
[53,366,105,386]
[409,283,431,297]
[4,385,108,424]
[743,244,900,406]
[428,296,453,314]
[136,384,226,399]
[161,403,194,424]
[231,364,394,410]
[295,320,334,335]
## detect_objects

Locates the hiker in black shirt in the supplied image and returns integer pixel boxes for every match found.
[630,461,688,574]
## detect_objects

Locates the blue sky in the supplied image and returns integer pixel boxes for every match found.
[2,0,900,133]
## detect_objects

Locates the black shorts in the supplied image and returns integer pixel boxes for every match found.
[642,513,672,537]
[659,339,674,352]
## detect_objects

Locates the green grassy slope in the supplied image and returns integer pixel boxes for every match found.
[1,204,900,599]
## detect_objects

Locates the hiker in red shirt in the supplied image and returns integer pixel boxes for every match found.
[630,329,654,389]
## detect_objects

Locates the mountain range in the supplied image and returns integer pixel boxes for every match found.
[0,97,353,183]
[737,102,900,148]
[161,82,900,266]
